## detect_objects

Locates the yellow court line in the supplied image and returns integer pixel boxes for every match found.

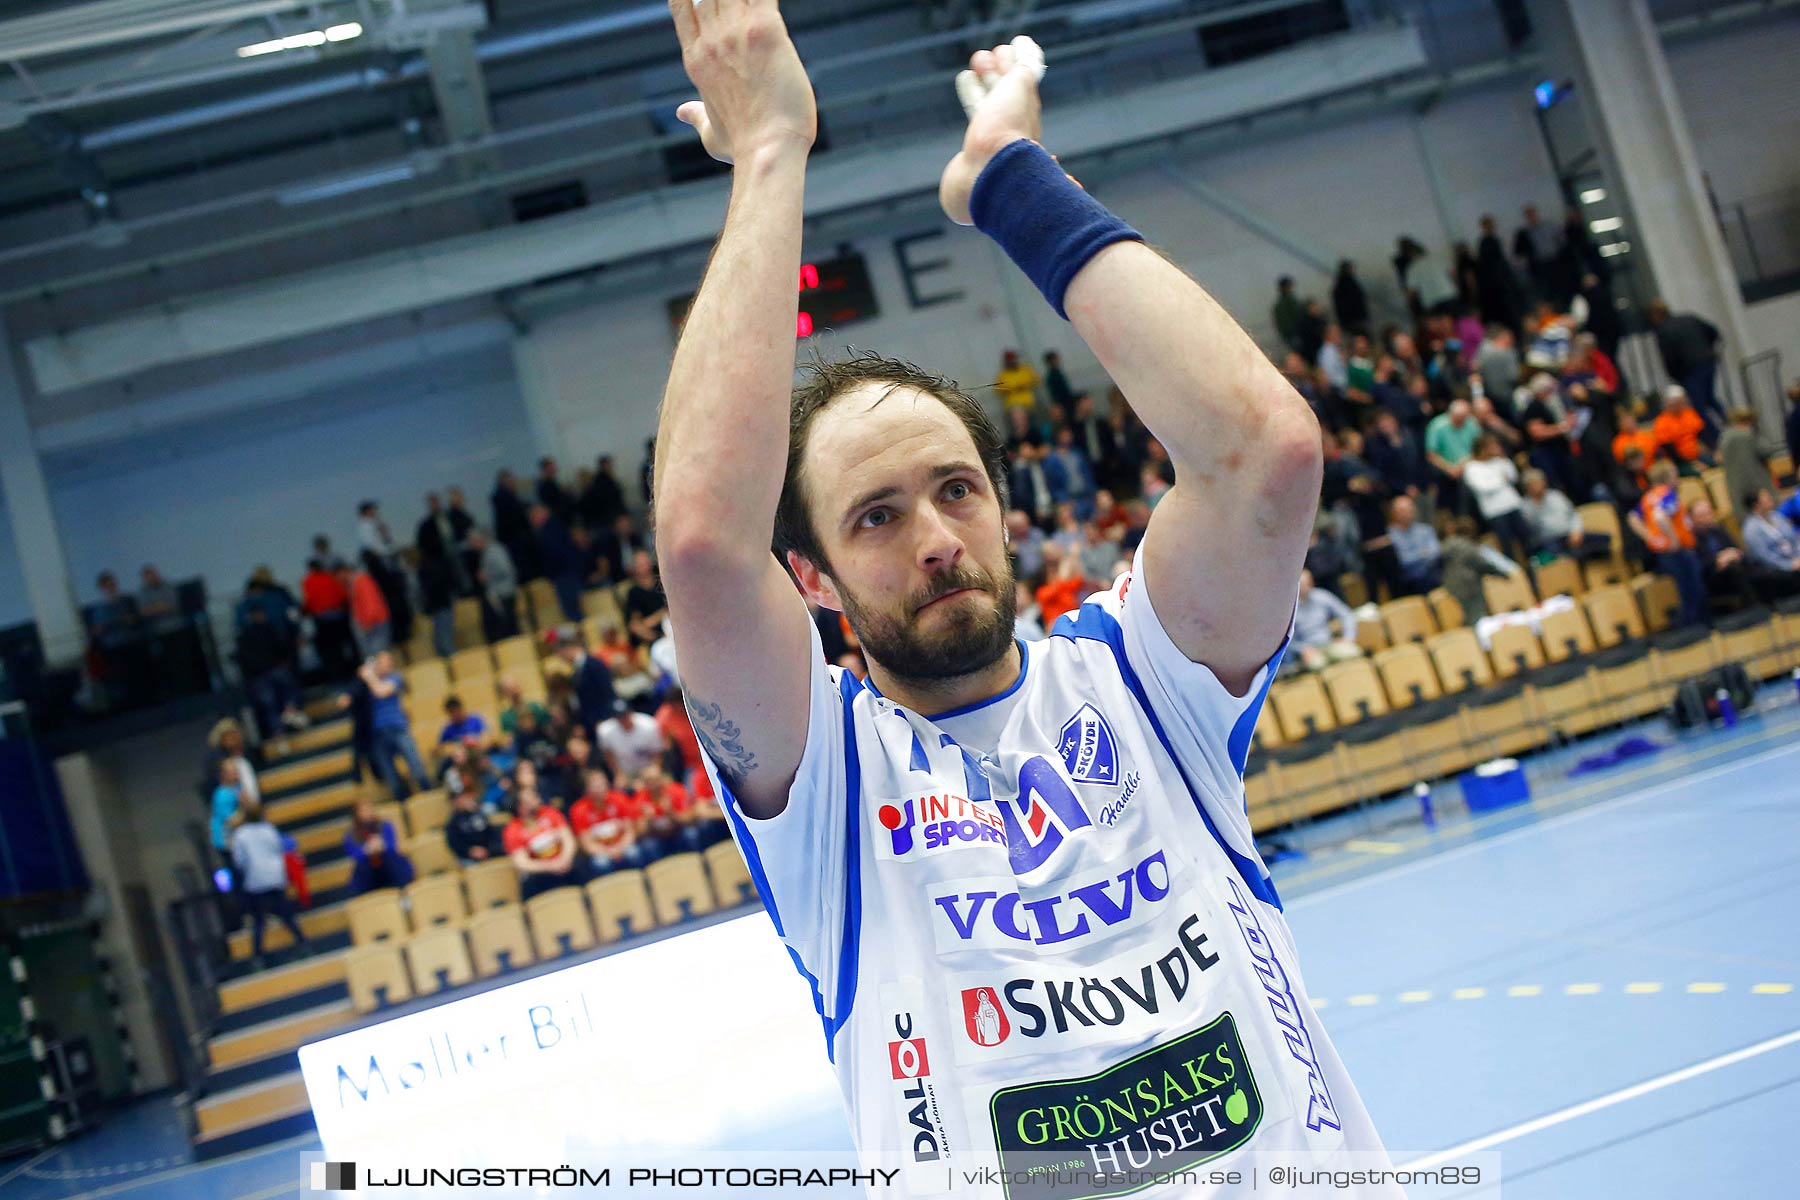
[1566,983,1603,995]
[1625,982,1663,994]
[1347,994,1380,1007]
[1343,839,1406,856]
[1753,983,1795,995]
[1687,982,1727,994]
[1509,985,1543,997]
[1452,987,1486,1000]
[1276,721,1800,895]
[1398,990,1433,1003]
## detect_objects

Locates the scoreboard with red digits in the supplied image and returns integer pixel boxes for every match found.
[667,252,878,339]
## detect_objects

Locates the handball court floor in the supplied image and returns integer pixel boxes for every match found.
[6,687,1798,1200]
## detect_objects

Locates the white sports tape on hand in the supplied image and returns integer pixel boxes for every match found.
[955,36,1047,117]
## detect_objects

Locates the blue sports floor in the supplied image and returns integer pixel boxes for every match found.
[5,688,1797,1200]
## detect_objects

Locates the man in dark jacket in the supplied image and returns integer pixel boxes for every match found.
[445,789,505,863]
[492,470,538,581]
[579,455,629,531]
[1649,300,1725,442]
[551,626,618,739]
[532,504,585,623]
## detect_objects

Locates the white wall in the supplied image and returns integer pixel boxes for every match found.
[1667,19,1800,207]
[0,345,535,629]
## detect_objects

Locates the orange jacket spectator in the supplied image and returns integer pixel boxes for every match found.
[1036,575,1087,626]
[302,567,349,616]
[1653,406,1705,463]
[1638,484,1695,553]
[1612,427,1659,466]
[350,569,390,632]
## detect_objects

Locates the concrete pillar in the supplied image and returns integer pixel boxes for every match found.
[1529,0,1755,376]
[0,330,83,665]
[508,327,565,463]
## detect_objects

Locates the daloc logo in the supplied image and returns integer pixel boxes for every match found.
[1057,704,1119,786]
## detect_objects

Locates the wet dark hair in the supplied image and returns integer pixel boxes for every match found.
[773,351,1010,573]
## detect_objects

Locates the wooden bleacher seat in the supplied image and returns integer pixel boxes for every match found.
[1337,573,1368,609]
[404,833,458,878]
[449,645,495,682]
[347,890,409,945]
[1649,626,1718,689]
[404,926,475,996]
[1251,704,1285,752]
[585,871,656,943]
[1265,742,1346,820]
[1591,642,1660,724]
[1526,660,1606,739]
[1481,571,1537,618]
[1583,585,1645,648]
[1715,608,1780,680]
[1427,588,1464,632]
[467,907,536,978]
[1270,676,1337,741]
[525,888,597,958]
[1676,476,1710,516]
[493,635,540,675]
[1702,467,1735,517]
[524,578,560,630]
[1427,628,1494,694]
[1320,658,1389,725]
[405,659,451,698]
[1399,699,1473,781]
[1337,717,1411,800]
[1244,763,1281,834]
[406,874,468,931]
[463,858,521,911]
[1532,557,1582,600]
[1583,557,1629,591]
[1463,679,1546,760]
[454,677,502,726]
[372,800,408,840]
[1488,623,1546,679]
[703,840,756,909]
[404,789,451,836]
[1538,606,1597,662]
[1631,573,1682,634]
[1373,643,1442,709]
[646,853,717,926]
[345,943,412,1013]
[1379,596,1437,645]
[1576,503,1625,556]
[451,598,485,651]
[1353,618,1390,656]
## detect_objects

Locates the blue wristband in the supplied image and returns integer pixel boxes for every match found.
[970,139,1143,320]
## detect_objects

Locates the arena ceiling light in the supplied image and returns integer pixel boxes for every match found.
[238,21,362,58]
[1598,241,1631,257]
[1579,188,1607,204]
[1589,216,1624,233]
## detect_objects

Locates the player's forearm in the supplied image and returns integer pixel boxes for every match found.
[654,144,808,565]
[1064,241,1320,485]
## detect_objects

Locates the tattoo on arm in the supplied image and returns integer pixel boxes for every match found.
[686,695,759,790]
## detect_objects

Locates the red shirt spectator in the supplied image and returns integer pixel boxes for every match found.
[1036,575,1086,626]
[656,695,704,777]
[302,567,349,616]
[638,778,691,819]
[349,569,390,632]
[570,789,641,853]
[504,803,570,860]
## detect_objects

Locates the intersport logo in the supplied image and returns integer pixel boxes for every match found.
[875,793,1007,860]
[927,850,1173,954]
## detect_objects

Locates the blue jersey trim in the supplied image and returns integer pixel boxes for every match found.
[827,669,867,1060]
[1228,633,1289,782]
[1050,603,1282,911]
[865,639,1031,721]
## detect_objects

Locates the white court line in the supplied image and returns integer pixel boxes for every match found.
[1286,739,1800,910]
[1399,1025,1800,1171]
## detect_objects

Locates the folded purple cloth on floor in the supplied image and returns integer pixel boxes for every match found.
[1566,737,1665,777]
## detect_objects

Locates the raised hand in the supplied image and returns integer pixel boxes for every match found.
[939,36,1047,226]
[667,0,816,166]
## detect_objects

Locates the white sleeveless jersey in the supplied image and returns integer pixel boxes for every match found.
[699,547,1396,1198]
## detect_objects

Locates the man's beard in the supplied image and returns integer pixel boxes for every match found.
[838,561,1017,686]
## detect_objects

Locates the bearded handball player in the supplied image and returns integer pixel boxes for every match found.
[653,1,1399,1195]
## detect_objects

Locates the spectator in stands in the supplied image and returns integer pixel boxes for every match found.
[1742,488,1800,599]
[229,799,308,964]
[1323,429,1402,600]
[445,788,504,864]
[311,534,347,573]
[550,625,617,736]
[497,674,549,736]
[1633,461,1708,627]
[1653,385,1710,471]
[1042,350,1077,419]
[598,707,669,782]
[1386,495,1442,594]
[656,685,704,781]
[238,604,308,737]
[1035,543,1089,627]
[211,758,245,885]
[1271,276,1302,349]
[1717,410,1769,522]
[642,761,728,853]
[1288,570,1361,674]
[1513,204,1559,301]
[1395,236,1459,317]
[580,455,629,533]
[1612,407,1659,468]
[1439,516,1523,622]
[1067,394,1116,487]
[345,561,390,654]
[1520,469,1608,561]
[204,717,259,805]
[1366,410,1431,517]
[89,570,140,664]
[621,549,668,650]
[345,796,414,895]
[1332,260,1369,336]
[1011,440,1059,526]
[1462,435,1533,563]
[136,564,180,633]
[467,530,520,642]
[1787,381,1800,466]
[438,695,487,748]
[1317,322,1349,391]
[418,548,456,660]
[1005,510,1046,581]
[1689,500,1759,610]
[491,469,537,581]
[356,502,412,639]
[416,492,470,595]
[536,457,573,523]
[505,785,583,900]
[995,350,1039,413]
[1518,373,1582,499]
[1649,300,1725,441]
[1424,399,1480,507]
[1048,426,1098,520]
[361,651,430,799]
[570,769,648,875]
[301,557,356,680]
[531,502,585,624]
[1013,580,1046,642]
[1475,217,1524,332]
